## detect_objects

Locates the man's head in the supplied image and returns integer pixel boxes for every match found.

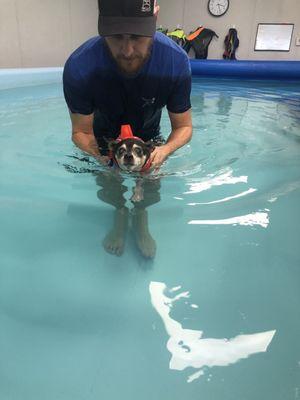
[98,0,159,75]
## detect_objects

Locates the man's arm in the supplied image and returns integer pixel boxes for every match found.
[149,109,193,170]
[70,112,98,156]
[165,109,193,152]
[69,112,109,163]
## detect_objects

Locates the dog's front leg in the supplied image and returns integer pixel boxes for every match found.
[130,178,144,203]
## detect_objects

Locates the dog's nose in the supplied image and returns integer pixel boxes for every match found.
[124,154,134,163]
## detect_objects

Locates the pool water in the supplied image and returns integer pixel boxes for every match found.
[0,76,300,400]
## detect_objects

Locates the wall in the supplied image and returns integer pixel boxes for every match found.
[157,0,300,60]
[0,0,98,68]
[0,0,299,68]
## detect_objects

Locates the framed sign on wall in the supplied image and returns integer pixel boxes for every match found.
[255,23,294,51]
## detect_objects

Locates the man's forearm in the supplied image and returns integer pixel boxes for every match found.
[149,126,192,170]
[72,131,100,158]
[164,126,193,155]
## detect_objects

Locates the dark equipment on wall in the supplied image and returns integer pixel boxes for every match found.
[223,28,239,59]
[184,27,219,59]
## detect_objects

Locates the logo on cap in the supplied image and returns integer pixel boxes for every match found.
[141,0,151,12]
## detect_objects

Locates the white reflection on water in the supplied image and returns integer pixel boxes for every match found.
[150,282,276,383]
[188,188,257,206]
[184,169,247,195]
[188,210,269,228]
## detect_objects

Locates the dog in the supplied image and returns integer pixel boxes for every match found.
[98,125,162,258]
[107,125,154,173]
[107,125,155,202]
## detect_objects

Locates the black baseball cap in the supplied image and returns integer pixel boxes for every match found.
[98,0,156,37]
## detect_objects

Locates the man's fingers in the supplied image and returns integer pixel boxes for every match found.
[96,155,110,165]
[149,155,159,169]
[149,148,158,162]
[149,146,168,172]
[150,160,162,172]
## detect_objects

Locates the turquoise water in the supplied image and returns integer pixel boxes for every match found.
[0,76,300,399]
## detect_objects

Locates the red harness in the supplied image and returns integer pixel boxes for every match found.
[108,125,152,172]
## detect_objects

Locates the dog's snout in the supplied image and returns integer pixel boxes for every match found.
[124,153,134,164]
[114,140,148,171]
[124,153,133,160]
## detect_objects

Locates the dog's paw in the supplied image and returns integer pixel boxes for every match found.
[130,193,144,203]
[130,185,144,203]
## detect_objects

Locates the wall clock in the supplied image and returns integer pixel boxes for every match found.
[208,0,229,17]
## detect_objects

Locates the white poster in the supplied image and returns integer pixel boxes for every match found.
[255,24,294,51]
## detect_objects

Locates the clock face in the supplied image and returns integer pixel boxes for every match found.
[208,0,229,17]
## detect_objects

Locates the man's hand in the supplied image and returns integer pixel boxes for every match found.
[148,110,193,172]
[95,154,111,166]
[69,112,112,166]
[149,145,171,172]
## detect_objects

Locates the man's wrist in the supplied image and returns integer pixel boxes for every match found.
[72,131,100,158]
[164,127,192,155]
[163,142,176,156]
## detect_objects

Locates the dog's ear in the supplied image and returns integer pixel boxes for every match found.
[144,141,156,152]
[105,138,119,151]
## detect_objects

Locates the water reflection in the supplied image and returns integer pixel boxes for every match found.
[217,92,233,118]
[184,168,248,195]
[192,92,205,113]
[95,171,160,259]
[61,155,161,259]
[188,210,269,228]
[150,282,276,383]
[188,188,257,205]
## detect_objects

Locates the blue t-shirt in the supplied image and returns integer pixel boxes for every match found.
[63,32,191,143]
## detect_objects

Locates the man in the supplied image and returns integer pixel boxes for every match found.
[63,0,192,258]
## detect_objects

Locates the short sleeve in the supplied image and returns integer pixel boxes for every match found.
[63,59,94,115]
[167,55,192,114]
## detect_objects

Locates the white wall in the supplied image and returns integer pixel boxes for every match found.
[0,0,98,68]
[0,0,299,68]
[157,0,300,60]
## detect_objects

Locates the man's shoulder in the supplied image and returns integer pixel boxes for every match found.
[150,32,190,78]
[64,36,106,82]
[68,36,104,60]
[153,32,189,61]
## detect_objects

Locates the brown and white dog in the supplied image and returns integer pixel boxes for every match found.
[107,125,154,173]
[107,125,155,202]
[100,125,161,258]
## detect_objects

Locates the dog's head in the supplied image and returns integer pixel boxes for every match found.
[108,138,154,172]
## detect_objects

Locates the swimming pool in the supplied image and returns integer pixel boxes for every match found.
[0,70,300,399]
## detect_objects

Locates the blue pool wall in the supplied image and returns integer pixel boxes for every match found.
[1,60,300,90]
[190,60,300,80]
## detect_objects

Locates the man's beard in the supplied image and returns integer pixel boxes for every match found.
[113,44,152,77]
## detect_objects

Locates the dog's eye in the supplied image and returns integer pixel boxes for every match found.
[118,148,126,156]
[134,147,143,157]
